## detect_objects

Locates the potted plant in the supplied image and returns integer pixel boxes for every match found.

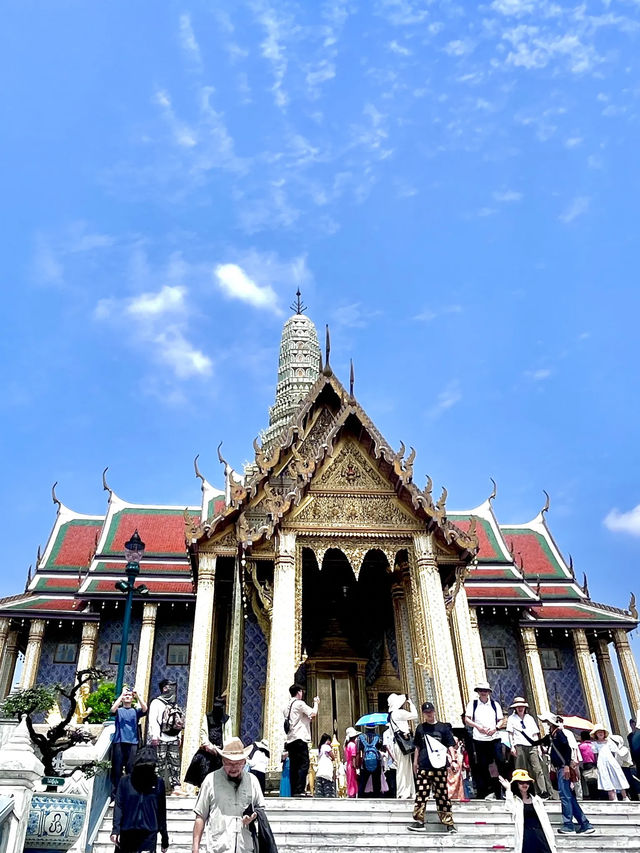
[0,667,110,853]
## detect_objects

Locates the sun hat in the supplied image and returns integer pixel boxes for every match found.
[590,723,609,739]
[387,693,407,712]
[510,697,529,709]
[216,737,251,761]
[511,769,534,784]
[537,711,561,727]
[345,726,358,739]
[474,681,492,693]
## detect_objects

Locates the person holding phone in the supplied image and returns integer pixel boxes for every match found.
[110,686,147,799]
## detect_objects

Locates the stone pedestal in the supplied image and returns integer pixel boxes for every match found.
[613,629,640,719]
[19,620,46,690]
[264,532,297,772]
[181,554,217,780]
[573,629,607,724]
[0,716,44,853]
[412,534,463,724]
[595,637,627,736]
[520,626,549,715]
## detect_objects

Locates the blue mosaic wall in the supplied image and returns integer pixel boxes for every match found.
[149,615,193,708]
[241,610,267,745]
[36,625,82,691]
[539,637,587,718]
[478,619,526,708]
[95,615,142,692]
[365,628,400,685]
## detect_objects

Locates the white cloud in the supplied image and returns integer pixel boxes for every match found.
[444,40,474,57]
[127,285,186,317]
[153,329,212,378]
[565,136,583,148]
[427,381,462,419]
[525,368,552,381]
[604,504,640,537]
[31,223,114,286]
[559,195,590,223]
[32,235,64,285]
[494,189,523,202]
[502,27,597,73]
[331,302,382,329]
[388,40,412,56]
[179,13,202,66]
[491,0,536,15]
[214,263,282,314]
[414,305,463,322]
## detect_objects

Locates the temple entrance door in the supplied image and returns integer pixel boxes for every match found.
[306,660,367,742]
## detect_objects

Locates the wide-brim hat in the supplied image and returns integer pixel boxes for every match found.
[590,723,610,739]
[345,726,358,739]
[474,681,492,693]
[511,769,534,784]
[216,737,251,761]
[510,697,528,709]
[538,711,561,727]
[387,693,407,712]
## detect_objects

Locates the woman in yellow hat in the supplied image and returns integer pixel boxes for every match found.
[498,769,556,853]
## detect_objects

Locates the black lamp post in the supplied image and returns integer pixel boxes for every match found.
[114,529,148,697]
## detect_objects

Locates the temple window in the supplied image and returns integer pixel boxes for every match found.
[167,643,190,665]
[53,643,78,664]
[540,648,562,670]
[109,643,133,666]
[484,647,508,669]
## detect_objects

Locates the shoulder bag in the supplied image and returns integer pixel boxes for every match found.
[388,712,415,755]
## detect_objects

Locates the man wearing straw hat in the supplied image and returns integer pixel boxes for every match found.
[506,697,549,798]
[192,737,265,853]
[464,680,505,799]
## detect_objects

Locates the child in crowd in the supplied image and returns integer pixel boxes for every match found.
[315,733,336,797]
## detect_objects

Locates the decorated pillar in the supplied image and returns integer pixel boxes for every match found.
[19,619,46,690]
[76,621,99,688]
[0,630,19,699]
[135,603,158,707]
[613,628,640,718]
[450,590,486,704]
[391,581,417,702]
[595,637,627,736]
[401,564,434,703]
[0,617,10,663]
[181,553,217,780]
[264,531,297,772]
[520,626,549,715]
[227,557,245,736]
[573,629,607,724]
[412,534,462,724]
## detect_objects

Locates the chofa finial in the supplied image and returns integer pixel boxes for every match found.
[102,467,113,496]
[349,359,354,398]
[51,481,61,510]
[541,490,550,515]
[194,454,205,484]
[488,477,497,503]
[322,325,332,376]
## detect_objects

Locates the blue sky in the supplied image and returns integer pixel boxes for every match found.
[1,0,639,621]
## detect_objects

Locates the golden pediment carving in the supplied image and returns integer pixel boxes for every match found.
[290,493,421,530]
[314,441,390,492]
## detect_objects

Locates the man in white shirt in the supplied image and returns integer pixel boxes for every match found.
[464,681,505,800]
[506,697,548,797]
[148,679,184,796]
[283,683,319,796]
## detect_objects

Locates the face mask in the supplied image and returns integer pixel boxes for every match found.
[163,684,177,704]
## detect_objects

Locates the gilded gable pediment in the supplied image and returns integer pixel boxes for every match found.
[312,439,392,493]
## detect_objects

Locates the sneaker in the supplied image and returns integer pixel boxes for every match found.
[557,827,575,834]
[484,793,496,800]
[407,822,425,832]
[539,792,551,800]
[446,824,458,833]
[577,826,595,835]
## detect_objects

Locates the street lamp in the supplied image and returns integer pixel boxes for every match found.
[114,529,148,697]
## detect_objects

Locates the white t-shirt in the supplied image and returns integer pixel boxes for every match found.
[247,746,269,774]
[283,698,316,743]
[465,697,503,742]
[316,743,334,780]
[506,712,539,747]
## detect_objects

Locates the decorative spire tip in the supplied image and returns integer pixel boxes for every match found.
[290,289,306,314]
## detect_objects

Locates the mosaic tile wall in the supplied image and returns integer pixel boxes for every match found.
[95,615,142,692]
[365,628,400,685]
[36,624,82,691]
[149,615,193,708]
[241,609,267,745]
[538,636,587,718]
[477,619,526,709]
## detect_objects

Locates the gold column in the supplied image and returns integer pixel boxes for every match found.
[450,591,487,703]
[572,629,607,724]
[402,564,434,703]
[0,631,19,699]
[391,581,417,701]
[181,553,217,780]
[19,619,46,690]
[76,621,99,688]
[226,558,244,736]
[263,531,297,772]
[0,618,10,663]
[520,626,549,715]
[595,637,627,736]
[412,534,463,724]
[135,603,158,707]
[613,628,640,718]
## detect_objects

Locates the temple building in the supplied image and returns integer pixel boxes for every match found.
[1,301,639,780]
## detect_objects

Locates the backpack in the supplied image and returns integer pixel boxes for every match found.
[359,733,380,772]
[160,702,185,736]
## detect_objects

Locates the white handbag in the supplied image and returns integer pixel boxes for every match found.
[425,734,448,769]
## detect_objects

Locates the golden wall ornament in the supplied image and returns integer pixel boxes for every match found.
[392,441,416,485]
[291,493,421,530]
[315,440,389,492]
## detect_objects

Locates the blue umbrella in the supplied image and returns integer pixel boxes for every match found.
[355,712,389,727]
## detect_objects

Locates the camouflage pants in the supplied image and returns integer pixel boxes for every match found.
[413,767,453,827]
[157,739,181,790]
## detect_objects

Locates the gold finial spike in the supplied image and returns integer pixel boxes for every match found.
[51,481,61,510]
[488,477,497,502]
[217,442,231,473]
[102,467,113,496]
[36,544,41,566]
[194,454,205,484]
[568,553,575,579]
[629,592,638,620]
[25,565,32,592]
[582,572,590,599]
[541,490,550,515]
[349,359,354,398]
[290,289,306,314]
[322,325,332,376]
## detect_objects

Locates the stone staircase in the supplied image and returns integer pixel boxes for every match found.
[93,797,640,852]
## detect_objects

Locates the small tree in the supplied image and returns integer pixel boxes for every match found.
[85,681,116,725]
[0,667,109,777]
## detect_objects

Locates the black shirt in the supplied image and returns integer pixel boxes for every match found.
[414,722,455,771]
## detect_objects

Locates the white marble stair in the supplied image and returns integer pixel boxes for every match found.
[92,797,640,853]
